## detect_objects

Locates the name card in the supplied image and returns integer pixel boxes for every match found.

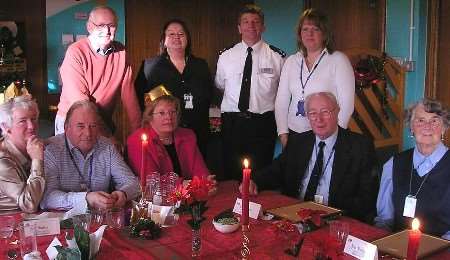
[25,218,61,237]
[344,235,378,260]
[232,198,262,220]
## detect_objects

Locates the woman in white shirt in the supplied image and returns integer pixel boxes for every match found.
[275,9,354,148]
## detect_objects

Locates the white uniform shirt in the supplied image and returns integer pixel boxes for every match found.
[275,49,355,135]
[215,40,285,114]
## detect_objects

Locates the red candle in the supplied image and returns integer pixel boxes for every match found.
[242,158,251,225]
[140,133,148,178]
[407,218,422,260]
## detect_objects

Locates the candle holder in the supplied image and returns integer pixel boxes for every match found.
[241,224,250,259]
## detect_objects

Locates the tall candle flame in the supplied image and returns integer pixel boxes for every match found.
[141,133,148,142]
[412,218,420,230]
[243,158,249,168]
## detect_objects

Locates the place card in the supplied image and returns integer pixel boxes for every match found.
[344,235,378,260]
[25,218,61,237]
[232,198,262,220]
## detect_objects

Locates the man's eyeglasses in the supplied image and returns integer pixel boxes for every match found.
[413,117,442,128]
[90,21,117,30]
[153,110,178,118]
[166,32,186,38]
[307,108,336,120]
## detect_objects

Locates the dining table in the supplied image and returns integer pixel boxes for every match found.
[2,181,449,259]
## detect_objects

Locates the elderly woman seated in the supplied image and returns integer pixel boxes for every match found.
[127,86,215,187]
[375,98,450,240]
[0,95,45,213]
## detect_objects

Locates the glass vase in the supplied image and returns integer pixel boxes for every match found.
[191,228,201,258]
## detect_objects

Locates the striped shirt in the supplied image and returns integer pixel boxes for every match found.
[41,134,140,210]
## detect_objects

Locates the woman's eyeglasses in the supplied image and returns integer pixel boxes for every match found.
[413,117,442,128]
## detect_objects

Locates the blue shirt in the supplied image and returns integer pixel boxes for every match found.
[41,134,140,210]
[375,142,450,240]
[298,130,338,205]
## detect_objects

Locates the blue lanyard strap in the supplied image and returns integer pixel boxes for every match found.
[64,136,93,189]
[300,51,326,97]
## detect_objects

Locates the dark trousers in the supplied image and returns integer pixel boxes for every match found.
[221,111,277,181]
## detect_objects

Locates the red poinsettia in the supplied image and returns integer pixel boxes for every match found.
[170,176,214,230]
[297,209,327,227]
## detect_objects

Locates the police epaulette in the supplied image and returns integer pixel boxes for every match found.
[218,43,236,55]
[269,45,287,58]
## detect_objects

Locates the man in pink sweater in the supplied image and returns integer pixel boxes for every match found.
[56,6,141,135]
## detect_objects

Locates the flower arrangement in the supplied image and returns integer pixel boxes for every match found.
[170,176,214,230]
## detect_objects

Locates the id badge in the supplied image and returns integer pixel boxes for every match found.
[296,99,305,117]
[184,93,194,109]
[314,194,324,204]
[403,195,417,218]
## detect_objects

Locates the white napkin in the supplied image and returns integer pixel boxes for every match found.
[47,225,107,260]
[89,225,107,259]
[46,237,62,260]
[24,212,65,221]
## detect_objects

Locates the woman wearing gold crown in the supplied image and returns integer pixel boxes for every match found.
[0,94,45,213]
[127,86,215,188]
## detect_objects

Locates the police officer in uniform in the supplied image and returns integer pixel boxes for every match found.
[215,4,286,180]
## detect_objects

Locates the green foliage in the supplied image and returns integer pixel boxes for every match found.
[54,246,81,260]
[74,225,90,260]
[130,218,162,240]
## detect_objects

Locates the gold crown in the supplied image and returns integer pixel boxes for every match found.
[0,82,30,105]
[144,85,172,105]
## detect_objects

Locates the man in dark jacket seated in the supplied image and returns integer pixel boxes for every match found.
[241,91,379,222]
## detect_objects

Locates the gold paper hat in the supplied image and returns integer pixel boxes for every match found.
[0,82,30,105]
[144,85,172,105]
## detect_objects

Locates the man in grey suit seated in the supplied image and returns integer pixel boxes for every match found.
[241,92,379,222]
[41,100,139,210]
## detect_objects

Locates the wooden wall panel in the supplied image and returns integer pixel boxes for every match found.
[305,0,385,51]
[0,0,47,117]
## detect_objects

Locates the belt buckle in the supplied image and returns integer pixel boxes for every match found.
[240,111,251,119]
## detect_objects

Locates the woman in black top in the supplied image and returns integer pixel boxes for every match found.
[135,19,213,157]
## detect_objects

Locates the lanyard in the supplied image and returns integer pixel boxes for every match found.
[64,136,94,190]
[300,51,326,98]
[408,158,432,198]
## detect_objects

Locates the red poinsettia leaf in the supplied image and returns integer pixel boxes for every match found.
[311,213,322,227]
[297,208,313,221]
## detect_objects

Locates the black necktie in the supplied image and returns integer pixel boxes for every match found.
[238,47,253,112]
[304,141,326,201]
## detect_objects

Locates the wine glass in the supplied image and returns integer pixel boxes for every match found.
[0,216,15,248]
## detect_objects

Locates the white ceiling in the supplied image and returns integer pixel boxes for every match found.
[46,0,90,18]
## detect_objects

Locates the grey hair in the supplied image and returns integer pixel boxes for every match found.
[64,100,100,129]
[404,98,450,130]
[304,91,340,112]
[88,5,118,24]
[0,95,39,130]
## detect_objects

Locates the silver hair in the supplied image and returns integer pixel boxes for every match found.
[404,98,450,130]
[304,91,340,112]
[0,95,39,130]
[64,100,100,129]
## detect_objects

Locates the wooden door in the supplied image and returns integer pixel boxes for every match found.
[426,0,450,145]
[304,0,385,51]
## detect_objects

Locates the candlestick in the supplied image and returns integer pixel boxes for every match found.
[140,133,148,179]
[241,224,250,259]
[407,218,421,260]
[242,159,251,226]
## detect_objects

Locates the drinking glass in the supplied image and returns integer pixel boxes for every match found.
[89,208,105,230]
[19,221,38,258]
[72,213,92,232]
[329,220,349,254]
[106,207,125,229]
[144,172,160,204]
